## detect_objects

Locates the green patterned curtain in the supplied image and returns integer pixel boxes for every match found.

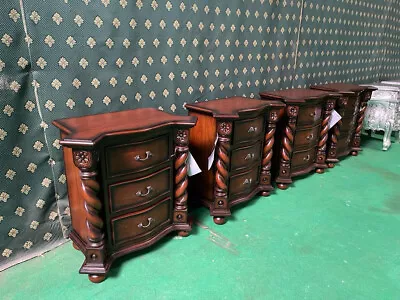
[1,0,399,270]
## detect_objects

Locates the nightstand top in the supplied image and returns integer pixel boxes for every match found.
[260,88,339,103]
[53,108,197,147]
[185,97,285,118]
[311,83,377,94]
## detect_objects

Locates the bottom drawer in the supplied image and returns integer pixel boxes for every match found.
[111,198,171,246]
[291,148,316,169]
[229,167,259,197]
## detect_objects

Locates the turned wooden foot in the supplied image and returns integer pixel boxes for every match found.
[316,168,324,174]
[177,230,190,237]
[277,183,289,190]
[88,274,105,283]
[351,151,358,156]
[327,163,335,168]
[260,191,270,197]
[213,216,226,225]
[72,242,80,251]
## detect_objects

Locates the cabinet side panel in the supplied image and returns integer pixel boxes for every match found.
[188,112,216,202]
[63,146,87,241]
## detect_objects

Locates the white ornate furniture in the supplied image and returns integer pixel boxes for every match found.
[363,83,400,150]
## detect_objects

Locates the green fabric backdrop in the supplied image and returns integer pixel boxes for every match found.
[1,0,399,270]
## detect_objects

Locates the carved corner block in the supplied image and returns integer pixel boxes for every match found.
[213,122,232,215]
[173,129,190,224]
[316,98,336,169]
[276,105,298,186]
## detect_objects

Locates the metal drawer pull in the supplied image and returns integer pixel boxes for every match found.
[303,155,311,161]
[306,133,314,140]
[243,178,252,185]
[135,151,153,161]
[136,186,153,197]
[248,126,258,133]
[310,112,316,117]
[138,217,154,229]
[244,153,255,160]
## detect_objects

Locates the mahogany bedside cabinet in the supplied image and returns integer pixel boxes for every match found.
[53,108,196,283]
[260,89,340,190]
[185,97,285,225]
[310,83,376,166]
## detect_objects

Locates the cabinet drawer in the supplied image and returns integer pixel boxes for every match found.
[230,141,262,171]
[296,105,322,126]
[111,198,171,246]
[291,148,316,169]
[106,135,170,177]
[229,168,259,197]
[294,125,320,149]
[344,97,358,115]
[233,115,264,143]
[108,168,171,213]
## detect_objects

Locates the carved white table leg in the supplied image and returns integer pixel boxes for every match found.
[395,131,400,143]
[382,121,393,151]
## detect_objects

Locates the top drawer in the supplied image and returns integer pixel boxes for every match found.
[106,135,170,177]
[296,105,322,126]
[233,115,264,143]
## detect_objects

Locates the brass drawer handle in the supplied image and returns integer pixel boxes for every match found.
[136,186,153,197]
[138,217,154,229]
[248,126,258,133]
[243,178,253,185]
[135,151,153,161]
[310,112,316,117]
[306,133,314,140]
[244,153,255,160]
[303,155,311,161]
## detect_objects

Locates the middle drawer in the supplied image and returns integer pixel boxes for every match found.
[230,141,262,171]
[108,167,171,213]
[294,124,320,149]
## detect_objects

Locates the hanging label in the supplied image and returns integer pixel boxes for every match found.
[207,134,219,170]
[187,152,201,177]
[329,109,342,129]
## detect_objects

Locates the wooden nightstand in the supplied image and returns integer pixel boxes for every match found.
[260,89,340,190]
[185,97,285,225]
[310,83,376,165]
[53,108,196,283]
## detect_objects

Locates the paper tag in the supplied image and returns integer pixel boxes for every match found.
[207,134,219,170]
[187,152,201,177]
[329,109,342,129]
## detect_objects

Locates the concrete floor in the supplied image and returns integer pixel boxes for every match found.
[1,136,399,299]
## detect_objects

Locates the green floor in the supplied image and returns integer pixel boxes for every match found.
[1,137,399,300]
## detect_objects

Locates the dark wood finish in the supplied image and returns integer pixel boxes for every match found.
[260,89,340,188]
[53,108,196,282]
[310,83,377,164]
[186,97,285,224]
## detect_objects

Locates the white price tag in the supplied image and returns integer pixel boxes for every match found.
[187,152,201,177]
[207,134,219,170]
[329,109,342,129]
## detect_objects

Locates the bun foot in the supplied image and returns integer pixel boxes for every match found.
[260,191,270,197]
[327,163,335,168]
[72,242,80,251]
[316,168,324,174]
[177,230,190,237]
[213,216,226,225]
[351,151,358,156]
[277,183,289,190]
[88,274,105,283]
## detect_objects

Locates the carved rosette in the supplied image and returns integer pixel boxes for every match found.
[214,121,232,209]
[317,98,336,164]
[174,129,189,223]
[72,150,104,245]
[260,110,280,186]
[279,106,298,178]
